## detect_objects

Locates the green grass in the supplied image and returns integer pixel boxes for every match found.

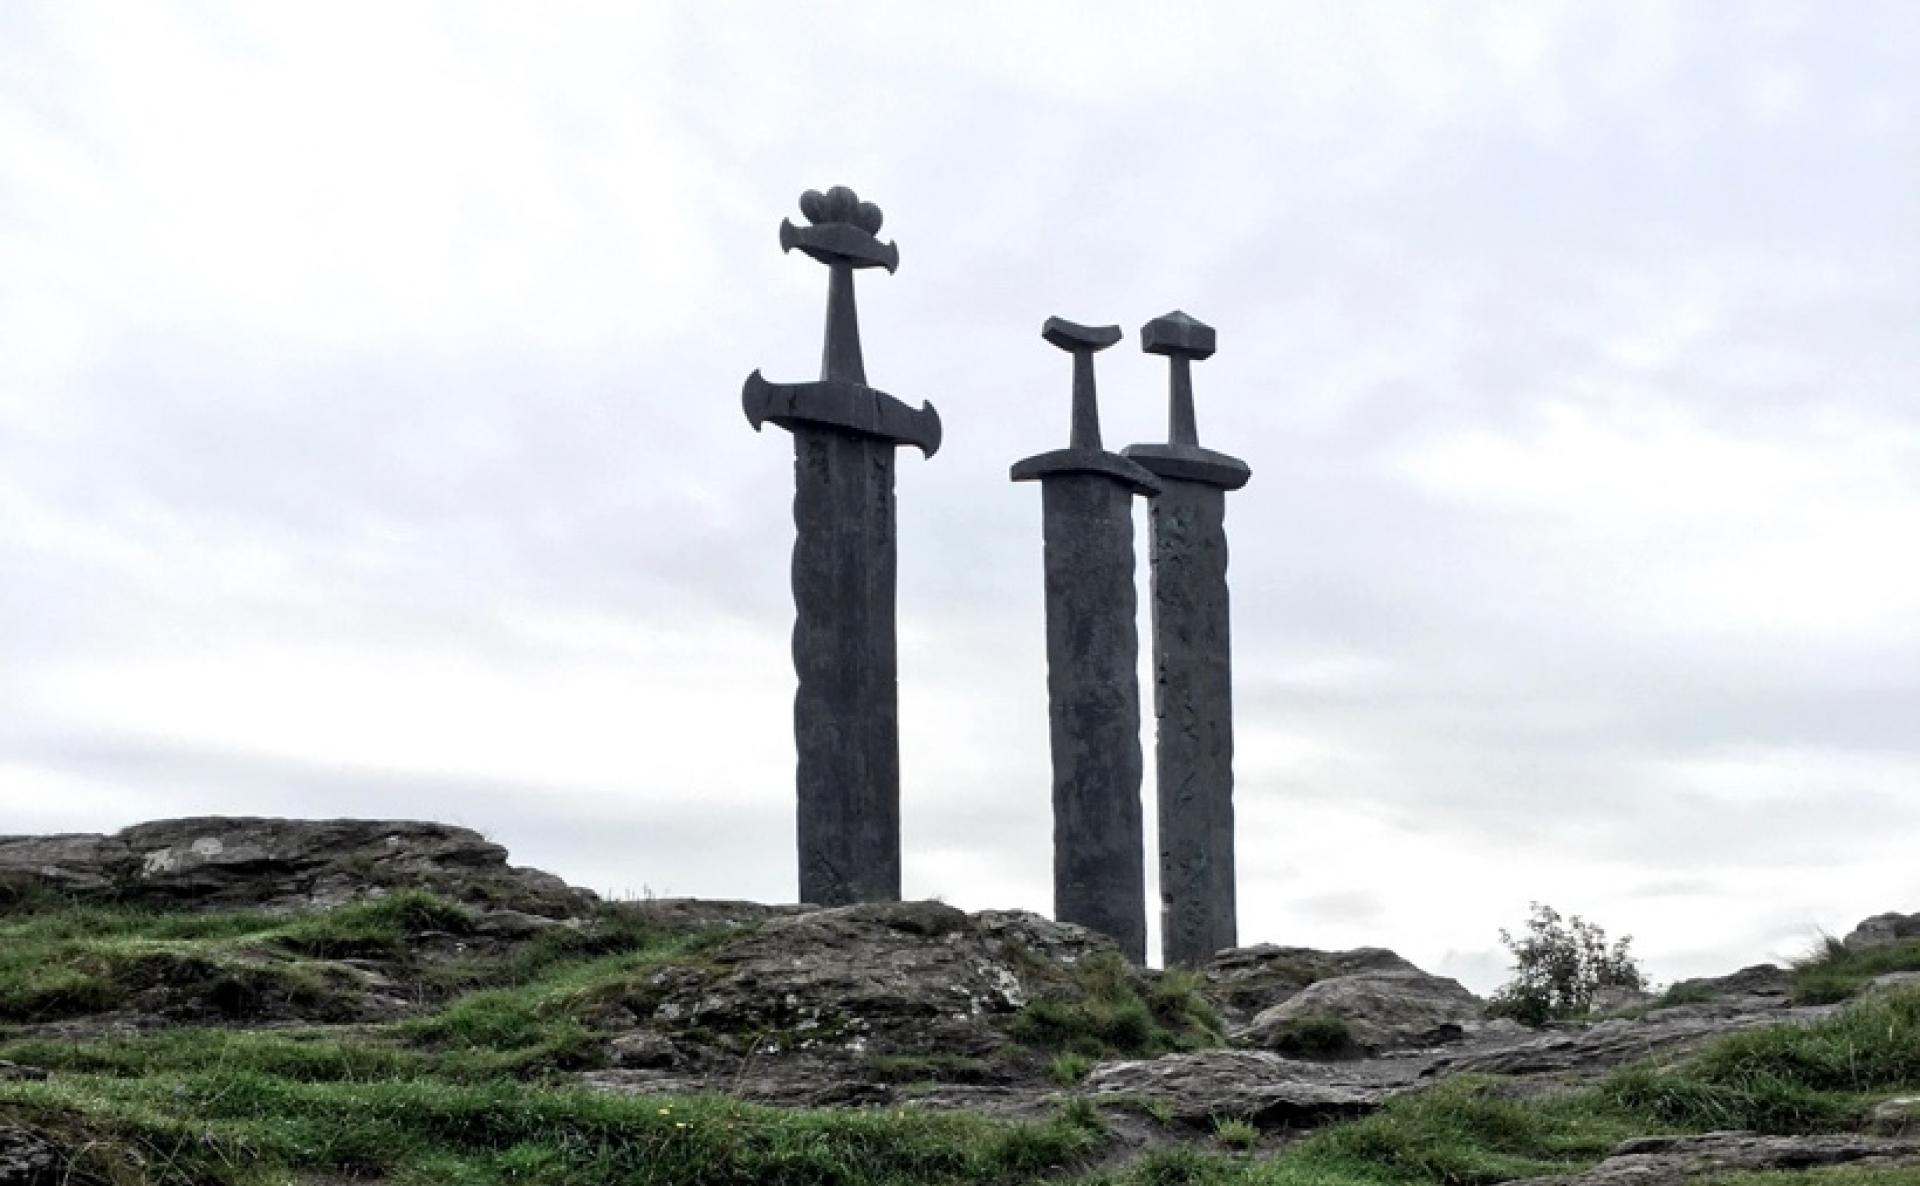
[0,891,490,1022]
[1651,980,1719,1009]
[1051,1051,1097,1084]
[1255,1013,1360,1060]
[1010,954,1224,1059]
[1604,988,1920,1134]
[866,1053,1001,1085]
[0,1074,1108,1186]
[8,889,1920,1186]
[1790,936,1920,1005]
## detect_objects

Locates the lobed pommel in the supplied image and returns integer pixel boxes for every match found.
[779,185,899,272]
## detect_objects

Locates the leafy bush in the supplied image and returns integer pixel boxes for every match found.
[1487,903,1646,1025]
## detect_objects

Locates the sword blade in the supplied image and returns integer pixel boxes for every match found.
[1040,473,1148,964]
[790,426,901,906]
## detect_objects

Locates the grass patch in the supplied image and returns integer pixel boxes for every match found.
[1256,1013,1361,1060]
[1603,988,1920,1134]
[1790,936,1920,1005]
[868,1054,1001,1085]
[0,1073,1106,1186]
[1010,954,1223,1060]
[1651,981,1719,1009]
[8,891,1920,1186]
[267,891,474,959]
[1274,1076,1646,1184]
[1051,1051,1097,1084]
[0,892,474,1022]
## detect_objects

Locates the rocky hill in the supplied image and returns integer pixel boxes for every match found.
[1,818,1917,1186]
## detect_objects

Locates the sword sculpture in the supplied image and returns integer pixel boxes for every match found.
[1122,311,1251,966]
[1012,318,1161,962]
[742,186,941,905]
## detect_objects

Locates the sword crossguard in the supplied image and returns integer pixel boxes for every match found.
[743,371,942,458]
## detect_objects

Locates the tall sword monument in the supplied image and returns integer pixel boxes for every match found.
[1123,311,1251,966]
[1012,318,1160,962]
[742,186,941,906]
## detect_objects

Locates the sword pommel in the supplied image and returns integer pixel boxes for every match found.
[778,185,899,272]
[1042,318,1123,353]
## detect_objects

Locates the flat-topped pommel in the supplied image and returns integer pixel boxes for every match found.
[1141,310,1216,360]
[779,185,899,272]
[1044,317,1124,353]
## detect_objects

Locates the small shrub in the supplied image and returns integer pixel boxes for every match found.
[1009,953,1220,1059]
[1651,981,1717,1009]
[1056,1095,1107,1135]
[866,1054,998,1085]
[1049,1051,1096,1084]
[1487,902,1646,1025]
[1211,1116,1259,1150]
[1257,1013,1359,1060]
[1128,1145,1236,1186]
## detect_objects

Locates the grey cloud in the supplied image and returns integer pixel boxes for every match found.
[2,1,1917,982]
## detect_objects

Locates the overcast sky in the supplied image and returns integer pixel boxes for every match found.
[3,2,1917,992]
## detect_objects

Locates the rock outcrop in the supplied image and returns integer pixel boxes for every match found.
[1239,968,1485,1055]
[1083,1049,1408,1128]
[1846,911,1920,952]
[1199,944,1419,1024]
[0,1128,59,1186]
[1508,1132,1920,1185]
[1667,962,1792,1007]
[613,899,1111,1064]
[0,818,594,917]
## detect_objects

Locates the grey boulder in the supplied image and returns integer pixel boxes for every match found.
[1506,1131,1920,1185]
[1082,1049,1401,1129]
[0,1129,60,1186]
[1200,944,1419,1024]
[0,817,593,918]
[1240,969,1485,1056]
[1845,911,1920,952]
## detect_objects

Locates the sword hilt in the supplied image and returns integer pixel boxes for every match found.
[776,187,898,387]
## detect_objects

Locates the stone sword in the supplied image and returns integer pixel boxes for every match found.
[1122,311,1251,966]
[741,186,941,906]
[1012,317,1160,962]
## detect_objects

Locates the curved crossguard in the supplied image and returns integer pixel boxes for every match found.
[742,186,939,456]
